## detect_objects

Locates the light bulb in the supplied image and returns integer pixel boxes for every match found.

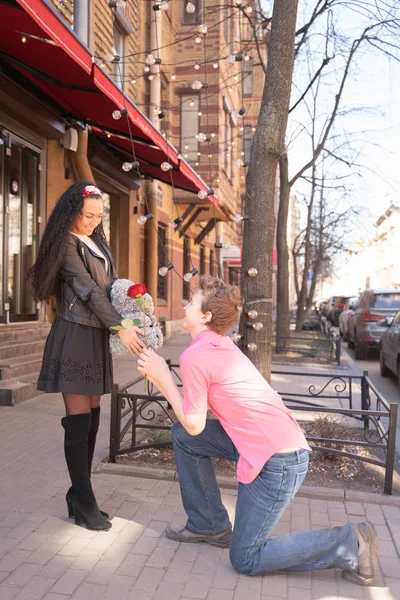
[144,65,150,73]
[233,213,244,223]
[109,0,126,7]
[194,63,200,70]
[235,0,242,5]
[190,100,194,107]
[234,74,238,81]
[184,144,189,150]
[161,161,173,171]
[154,0,169,10]
[237,107,246,118]
[214,241,231,250]
[171,73,176,80]
[122,162,133,172]
[198,190,208,200]
[137,216,147,225]
[247,267,258,277]
[21,36,27,43]
[198,111,202,116]
[159,263,174,276]
[245,5,253,14]
[251,126,256,132]
[198,24,208,34]
[148,75,154,81]
[169,216,183,229]
[253,322,263,331]
[192,80,203,90]
[248,310,258,319]
[131,78,137,84]
[228,87,233,93]
[183,268,199,282]
[112,109,128,120]
[231,333,242,343]
[227,55,236,64]
[146,54,156,66]
[248,343,257,352]
[195,132,207,142]
[104,52,114,63]
[195,36,202,44]
[213,62,219,69]
[186,1,195,13]
[244,55,250,61]
[235,158,245,168]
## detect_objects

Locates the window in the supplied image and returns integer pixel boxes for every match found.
[157,225,168,300]
[180,95,199,162]
[183,0,201,24]
[209,250,214,276]
[199,246,205,274]
[183,236,191,300]
[243,57,253,96]
[243,126,252,164]
[113,27,125,90]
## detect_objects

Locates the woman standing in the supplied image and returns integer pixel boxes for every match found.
[29,180,144,531]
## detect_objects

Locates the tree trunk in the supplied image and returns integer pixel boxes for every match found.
[240,0,299,381]
[276,151,291,352]
[295,163,316,331]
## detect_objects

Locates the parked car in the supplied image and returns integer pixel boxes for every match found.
[347,288,400,359]
[329,295,353,326]
[379,312,400,381]
[338,296,358,340]
[324,296,339,320]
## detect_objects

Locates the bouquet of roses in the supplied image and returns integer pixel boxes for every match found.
[109,279,163,355]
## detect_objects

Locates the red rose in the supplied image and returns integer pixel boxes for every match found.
[127,283,147,298]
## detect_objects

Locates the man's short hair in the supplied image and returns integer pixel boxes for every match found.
[197,275,243,335]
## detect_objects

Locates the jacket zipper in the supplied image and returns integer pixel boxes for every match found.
[69,295,78,310]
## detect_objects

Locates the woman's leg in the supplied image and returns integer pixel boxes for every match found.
[88,397,101,474]
[63,394,92,415]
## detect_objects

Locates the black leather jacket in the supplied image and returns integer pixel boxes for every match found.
[58,235,122,330]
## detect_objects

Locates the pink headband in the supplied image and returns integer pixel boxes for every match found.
[83,185,102,198]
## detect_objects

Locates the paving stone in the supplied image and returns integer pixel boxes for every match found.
[345,503,365,516]
[58,537,90,557]
[0,586,20,600]
[146,547,176,569]
[42,594,72,600]
[70,582,107,600]
[130,536,158,556]
[131,566,164,592]
[261,573,288,598]
[117,553,148,577]
[163,558,193,583]
[182,572,213,599]
[288,571,312,590]
[233,577,262,600]
[16,532,50,552]
[11,575,56,600]
[104,574,136,599]
[379,556,400,579]
[0,550,31,573]
[50,568,87,595]
[287,587,312,600]
[153,581,185,599]
[207,589,234,600]
[1,562,42,587]
[212,565,239,590]
[24,543,64,566]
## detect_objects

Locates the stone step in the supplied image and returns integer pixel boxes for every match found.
[0,339,46,361]
[0,373,40,406]
[0,322,50,343]
[0,353,43,381]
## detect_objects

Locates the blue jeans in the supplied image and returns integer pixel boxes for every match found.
[172,419,358,575]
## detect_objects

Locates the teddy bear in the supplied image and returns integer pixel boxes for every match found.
[109,279,163,355]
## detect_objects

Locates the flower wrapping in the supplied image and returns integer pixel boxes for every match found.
[109,278,163,355]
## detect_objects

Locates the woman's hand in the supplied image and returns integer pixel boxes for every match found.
[138,348,169,384]
[118,327,146,355]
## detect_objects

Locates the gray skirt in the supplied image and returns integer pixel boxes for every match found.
[38,316,112,395]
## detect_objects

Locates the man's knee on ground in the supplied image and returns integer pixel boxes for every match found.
[229,547,254,576]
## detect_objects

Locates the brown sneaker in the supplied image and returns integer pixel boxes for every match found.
[165,525,232,548]
[342,522,378,586]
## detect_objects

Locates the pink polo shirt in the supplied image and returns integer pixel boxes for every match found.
[180,329,310,484]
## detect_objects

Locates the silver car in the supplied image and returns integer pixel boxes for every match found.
[347,288,400,359]
[379,311,400,381]
[338,296,358,341]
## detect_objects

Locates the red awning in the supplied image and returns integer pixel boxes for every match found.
[0,0,217,202]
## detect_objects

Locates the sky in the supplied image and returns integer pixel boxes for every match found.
[261,0,400,242]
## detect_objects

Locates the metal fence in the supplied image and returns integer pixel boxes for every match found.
[109,366,397,494]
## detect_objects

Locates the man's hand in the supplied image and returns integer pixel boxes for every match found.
[119,327,146,355]
[137,347,169,383]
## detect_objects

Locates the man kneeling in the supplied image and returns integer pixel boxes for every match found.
[138,276,378,586]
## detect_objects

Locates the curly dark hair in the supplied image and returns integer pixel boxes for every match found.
[28,180,107,301]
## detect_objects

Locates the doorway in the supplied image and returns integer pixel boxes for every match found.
[0,131,41,323]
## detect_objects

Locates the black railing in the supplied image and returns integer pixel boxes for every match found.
[109,366,397,494]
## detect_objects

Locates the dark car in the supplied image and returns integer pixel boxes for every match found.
[329,295,353,326]
[324,296,339,321]
[379,311,400,382]
[347,288,400,359]
[338,296,358,340]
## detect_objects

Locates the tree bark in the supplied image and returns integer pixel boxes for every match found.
[276,151,291,351]
[240,0,299,381]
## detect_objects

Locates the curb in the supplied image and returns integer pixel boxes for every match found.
[95,461,400,506]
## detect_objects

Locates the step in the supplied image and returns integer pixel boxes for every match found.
[0,374,40,406]
[0,340,46,361]
[0,353,43,381]
[0,322,50,344]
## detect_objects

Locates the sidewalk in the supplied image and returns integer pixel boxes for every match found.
[0,336,399,599]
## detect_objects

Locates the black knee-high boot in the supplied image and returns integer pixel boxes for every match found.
[66,407,109,519]
[62,413,111,531]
